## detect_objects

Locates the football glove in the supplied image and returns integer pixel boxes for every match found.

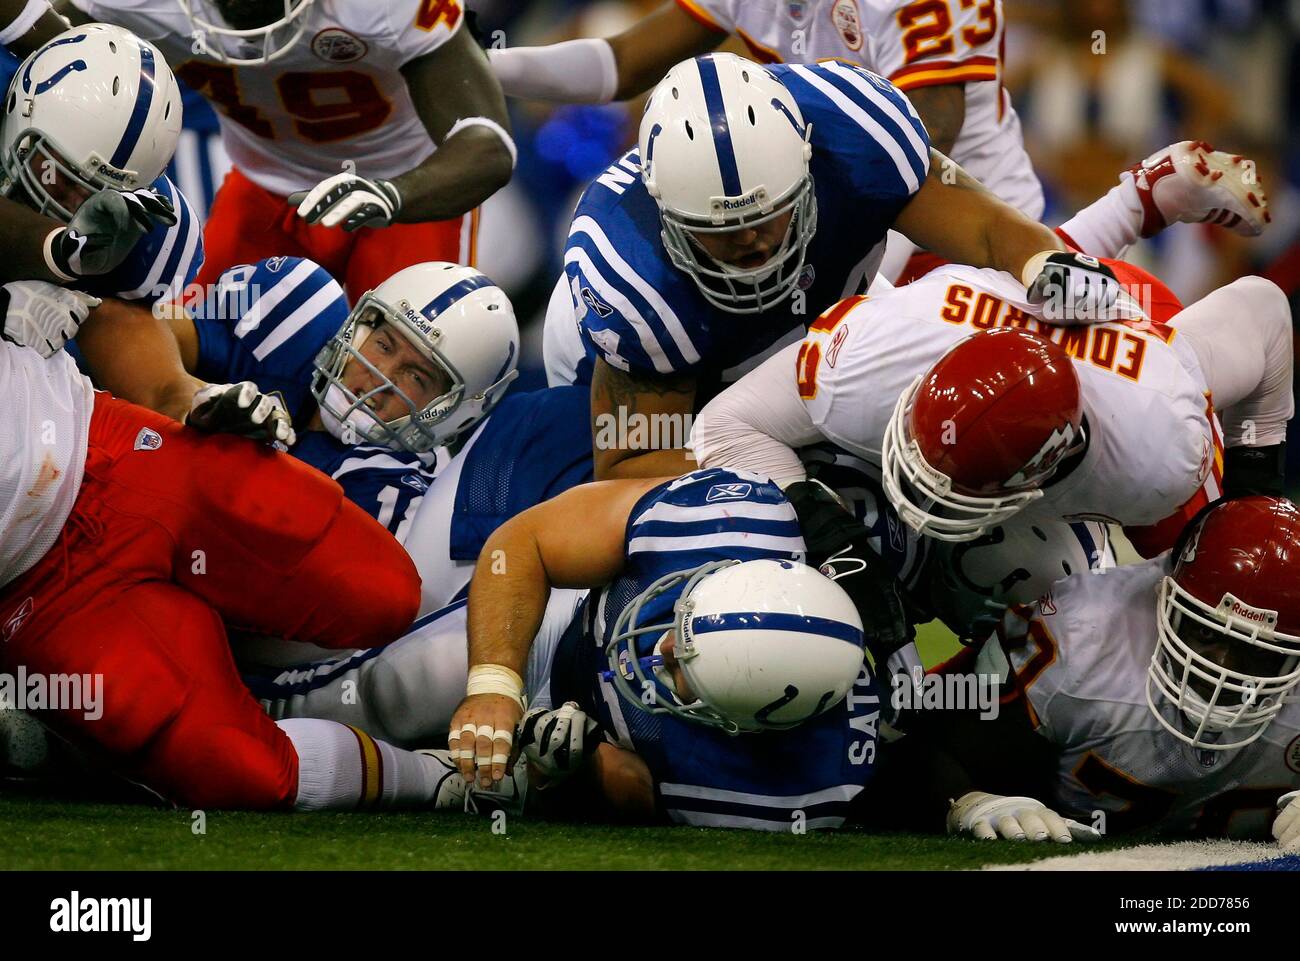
[0,281,100,357]
[49,188,177,279]
[289,172,403,231]
[185,381,296,448]
[1273,790,1300,851]
[1024,251,1121,325]
[518,701,601,788]
[947,791,1100,843]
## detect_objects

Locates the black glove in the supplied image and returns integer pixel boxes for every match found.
[185,382,297,448]
[785,479,915,666]
[50,188,177,278]
[1223,443,1288,498]
[1025,251,1121,325]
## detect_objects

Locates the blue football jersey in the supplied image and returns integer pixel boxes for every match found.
[550,468,883,830]
[189,255,433,538]
[564,61,930,387]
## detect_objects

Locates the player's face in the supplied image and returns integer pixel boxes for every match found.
[1178,620,1288,704]
[344,321,451,424]
[22,151,93,217]
[690,209,795,270]
[659,633,695,702]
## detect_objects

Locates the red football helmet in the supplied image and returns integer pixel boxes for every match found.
[881,328,1087,542]
[1149,497,1300,750]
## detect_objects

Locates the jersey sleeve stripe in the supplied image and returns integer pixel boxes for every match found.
[659,781,862,807]
[332,453,421,478]
[154,190,203,303]
[632,499,797,526]
[889,56,999,91]
[253,280,347,362]
[696,56,744,196]
[108,41,155,168]
[787,65,925,193]
[569,215,702,366]
[626,531,805,556]
[233,259,323,339]
[821,62,931,182]
[672,0,729,33]
[118,177,185,300]
[668,810,846,831]
[565,248,676,374]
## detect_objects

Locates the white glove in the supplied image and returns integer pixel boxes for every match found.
[289,172,402,231]
[517,701,601,788]
[1272,790,1300,851]
[0,281,100,357]
[185,381,296,448]
[1023,250,1122,325]
[947,791,1085,843]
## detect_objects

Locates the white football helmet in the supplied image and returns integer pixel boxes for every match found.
[605,558,866,733]
[1,25,182,221]
[177,0,316,66]
[639,53,816,314]
[927,517,1112,639]
[311,262,520,455]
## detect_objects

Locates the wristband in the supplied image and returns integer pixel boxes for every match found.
[444,116,518,170]
[466,663,525,711]
[1019,249,1056,288]
[42,228,75,283]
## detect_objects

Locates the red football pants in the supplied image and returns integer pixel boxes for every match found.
[0,395,421,808]
[194,166,480,301]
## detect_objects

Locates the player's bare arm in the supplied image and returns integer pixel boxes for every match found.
[487,0,723,104]
[391,26,514,222]
[894,149,1062,283]
[450,476,665,787]
[590,356,698,481]
[0,0,75,55]
[75,299,204,423]
[904,84,967,157]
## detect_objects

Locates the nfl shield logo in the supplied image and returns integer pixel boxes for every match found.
[787,0,807,19]
[134,428,163,451]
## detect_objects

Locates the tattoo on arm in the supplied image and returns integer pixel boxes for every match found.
[595,359,695,420]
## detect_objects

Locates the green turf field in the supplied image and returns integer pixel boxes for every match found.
[0,794,1140,871]
[2,622,1061,872]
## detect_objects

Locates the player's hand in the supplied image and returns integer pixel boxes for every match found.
[1024,251,1121,325]
[184,381,297,447]
[518,701,601,788]
[50,188,177,278]
[1273,790,1300,851]
[947,791,1081,843]
[289,173,402,231]
[448,693,524,790]
[0,281,100,357]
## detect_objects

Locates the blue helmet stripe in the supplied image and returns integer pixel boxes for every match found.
[689,611,864,646]
[420,274,494,320]
[696,57,743,197]
[109,42,156,169]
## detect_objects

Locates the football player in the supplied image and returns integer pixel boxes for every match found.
[42,0,513,298]
[691,251,1292,557]
[0,325,506,813]
[546,53,1139,482]
[75,257,595,614]
[927,496,1300,845]
[1,25,204,306]
[489,0,1044,282]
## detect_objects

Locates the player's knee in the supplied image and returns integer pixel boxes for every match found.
[1232,276,1291,342]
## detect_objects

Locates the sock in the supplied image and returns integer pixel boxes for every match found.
[1058,178,1144,258]
[277,718,453,811]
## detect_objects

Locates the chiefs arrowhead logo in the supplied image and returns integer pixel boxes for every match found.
[1004,422,1079,489]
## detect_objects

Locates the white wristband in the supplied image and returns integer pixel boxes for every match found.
[1020,249,1056,289]
[444,116,517,170]
[0,0,51,46]
[466,663,525,711]
[42,228,74,282]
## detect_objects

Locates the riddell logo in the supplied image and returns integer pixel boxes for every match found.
[1224,596,1274,625]
[720,194,760,210]
[95,163,130,183]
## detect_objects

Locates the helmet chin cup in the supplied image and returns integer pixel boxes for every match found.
[176,0,316,65]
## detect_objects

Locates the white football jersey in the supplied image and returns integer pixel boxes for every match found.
[980,558,1300,837]
[675,0,1042,215]
[0,345,93,589]
[800,264,1215,527]
[71,0,465,196]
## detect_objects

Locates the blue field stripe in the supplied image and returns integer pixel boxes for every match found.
[109,42,155,168]
[1198,853,1300,871]
[696,56,743,197]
